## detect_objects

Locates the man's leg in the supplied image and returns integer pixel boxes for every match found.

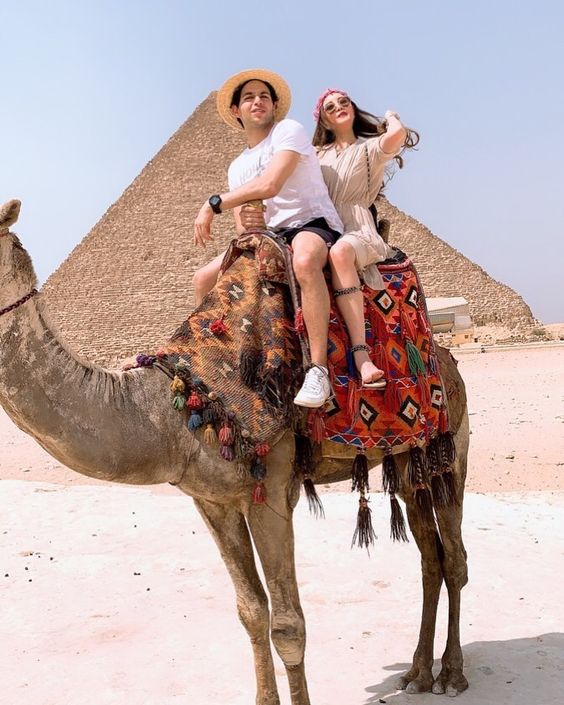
[192,251,225,307]
[291,231,333,408]
[291,231,330,367]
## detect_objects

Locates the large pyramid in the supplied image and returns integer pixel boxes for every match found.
[43,93,535,366]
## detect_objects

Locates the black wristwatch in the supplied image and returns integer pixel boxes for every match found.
[208,194,222,214]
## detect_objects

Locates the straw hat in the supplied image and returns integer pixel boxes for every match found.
[216,68,291,131]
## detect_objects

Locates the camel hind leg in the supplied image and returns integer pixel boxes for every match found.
[192,497,280,705]
[432,412,469,696]
[395,455,444,694]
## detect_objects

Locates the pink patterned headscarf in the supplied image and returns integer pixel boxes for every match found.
[313,88,348,121]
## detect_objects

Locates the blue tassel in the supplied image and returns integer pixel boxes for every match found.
[187,411,203,431]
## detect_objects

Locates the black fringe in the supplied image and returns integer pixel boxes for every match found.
[390,495,409,542]
[351,452,370,494]
[438,431,456,466]
[430,472,450,509]
[303,478,325,519]
[415,485,435,525]
[351,497,377,550]
[407,445,428,488]
[240,350,263,389]
[382,452,400,495]
[426,437,440,474]
[442,468,459,506]
[294,433,314,474]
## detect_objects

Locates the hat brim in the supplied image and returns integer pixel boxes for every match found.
[216,69,291,131]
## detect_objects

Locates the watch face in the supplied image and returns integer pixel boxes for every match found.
[209,195,222,213]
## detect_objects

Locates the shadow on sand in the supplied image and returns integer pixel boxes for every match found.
[363,633,563,705]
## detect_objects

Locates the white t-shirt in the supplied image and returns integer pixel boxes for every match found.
[228,119,343,233]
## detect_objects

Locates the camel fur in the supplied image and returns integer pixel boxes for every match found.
[0,199,469,703]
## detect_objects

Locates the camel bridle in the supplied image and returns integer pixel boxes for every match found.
[0,230,38,317]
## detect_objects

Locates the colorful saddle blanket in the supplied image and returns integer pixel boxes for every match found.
[150,232,449,467]
[317,255,446,453]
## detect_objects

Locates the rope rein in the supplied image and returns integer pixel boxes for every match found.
[0,230,39,316]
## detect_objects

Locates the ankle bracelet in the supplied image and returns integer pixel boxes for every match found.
[334,286,360,298]
[351,344,370,354]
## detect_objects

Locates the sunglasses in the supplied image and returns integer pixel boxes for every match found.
[323,95,351,115]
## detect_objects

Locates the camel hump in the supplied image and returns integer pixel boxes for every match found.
[0,199,22,231]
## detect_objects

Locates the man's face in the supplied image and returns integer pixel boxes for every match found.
[231,80,277,130]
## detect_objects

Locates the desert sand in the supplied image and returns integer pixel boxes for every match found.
[1,345,563,705]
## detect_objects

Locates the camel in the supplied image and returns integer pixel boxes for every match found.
[0,199,469,703]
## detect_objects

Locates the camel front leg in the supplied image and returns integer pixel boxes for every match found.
[193,498,280,705]
[396,486,444,694]
[247,479,311,705]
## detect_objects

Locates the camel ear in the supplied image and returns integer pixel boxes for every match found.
[0,199,21,230]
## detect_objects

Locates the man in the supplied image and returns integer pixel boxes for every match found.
[192,68,343,408]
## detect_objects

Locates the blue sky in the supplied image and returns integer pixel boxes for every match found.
[2,0,563,322]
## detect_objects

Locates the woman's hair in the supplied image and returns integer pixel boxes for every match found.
[312,100,420,170]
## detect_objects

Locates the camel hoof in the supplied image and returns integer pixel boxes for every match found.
[432,680,445,694]
[405,676,433,694]
[0,199,21,229]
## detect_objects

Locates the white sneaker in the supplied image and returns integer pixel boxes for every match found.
[294,365,332,408]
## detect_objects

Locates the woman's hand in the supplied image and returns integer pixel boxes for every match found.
[384,110,401,124]
[239,203,267,231]
[194,201,214,246]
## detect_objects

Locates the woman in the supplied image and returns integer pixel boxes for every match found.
[312,89,419,386]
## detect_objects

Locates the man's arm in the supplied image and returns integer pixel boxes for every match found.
[195,150,300,246]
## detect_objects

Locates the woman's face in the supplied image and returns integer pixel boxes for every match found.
[321,92,354,131]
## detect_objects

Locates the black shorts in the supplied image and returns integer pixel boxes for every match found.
[274,218,341,248]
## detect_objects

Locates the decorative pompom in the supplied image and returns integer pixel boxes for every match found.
[135,354,156,368]
[250,457,266,481]
[170,376,186,394]
[156,348,167,359]
[218,422,234,446]
[187,390,203,410]
[406,339,427,376]
[203,423,217,445]
[417,373,431,407]
[172,393,186,411]
[309,409,325,444]
[255,443,270,457]
[187,411,203,431]
[439,407,449,434]
[210,318,228,336]
[400,304,418,342]
[383,378,401,413]
[294,307,305,334]
[417,306,429,335]
[347,378,361,425]
[351,451,369,494]
[252,482,267,504]
[219,444,235,461]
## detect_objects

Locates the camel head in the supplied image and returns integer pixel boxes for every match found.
[0,200,38,306]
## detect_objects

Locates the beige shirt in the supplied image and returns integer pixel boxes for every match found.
[318,135,398,289]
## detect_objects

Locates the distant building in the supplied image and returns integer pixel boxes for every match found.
[427,297,474,344]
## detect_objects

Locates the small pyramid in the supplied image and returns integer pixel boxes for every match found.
[43,93,535,365]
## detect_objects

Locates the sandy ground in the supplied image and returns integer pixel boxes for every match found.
[1,346,563,704]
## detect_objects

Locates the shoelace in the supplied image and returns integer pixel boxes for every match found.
[304,368,326,393]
